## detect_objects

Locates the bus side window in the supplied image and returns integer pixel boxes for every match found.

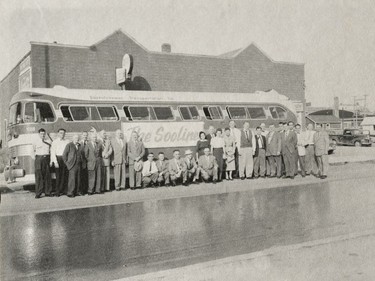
[203,107,212,120]
[269,106,287,120]
[227,107,247,119]
[126,106,154,121]
[61,106,73,121]
[209,106,223,120]
[97,106,119,121]
[247,107,266,119]
[123,106,132,120]
[153,106,174,120]
[179,106,200,120]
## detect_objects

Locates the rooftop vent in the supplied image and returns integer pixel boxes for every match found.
[162,43,171,53]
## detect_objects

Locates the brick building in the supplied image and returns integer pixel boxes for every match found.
[0,29,305,144]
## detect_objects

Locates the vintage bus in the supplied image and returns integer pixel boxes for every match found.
[5,87,298,185]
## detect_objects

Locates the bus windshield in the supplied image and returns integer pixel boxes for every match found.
[24,101,55,123]
[9,102,22,125]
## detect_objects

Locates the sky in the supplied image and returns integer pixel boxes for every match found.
[1,0,375,110]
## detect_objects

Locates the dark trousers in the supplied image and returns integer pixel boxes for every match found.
[68,163,81,195]
[298,155,306,176]
[88,163,102,193]
[282,151,297,177]
[253,149,266,177]
[267,155,282,177]
[56,156,68,194]
[143,173,159,187]
[35,155,51,196]
[80,167,88,194]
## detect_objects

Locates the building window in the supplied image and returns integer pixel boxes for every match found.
[24,102,55,123]
[227,107,247,119]
[179,106,200,120]
[203,106,223,120]
[269,106,287,119]
[9,102,22,125]
[247,107,266,119]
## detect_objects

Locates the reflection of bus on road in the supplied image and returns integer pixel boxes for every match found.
[6,87,297,185]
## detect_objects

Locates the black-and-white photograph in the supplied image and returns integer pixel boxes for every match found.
[1,0,375,280]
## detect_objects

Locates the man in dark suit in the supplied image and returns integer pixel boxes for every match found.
[238,122,254,179]
[266,124,282,178]
[84,133,103,194]
[281,121,298,179]
[253,127,267,178]
[111,129,127,191]
[62,134,84,197]
[80,131,89,194]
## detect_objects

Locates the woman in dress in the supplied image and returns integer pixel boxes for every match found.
[196,131,210,160]
[223,127,236,180]
[210,128,225,181]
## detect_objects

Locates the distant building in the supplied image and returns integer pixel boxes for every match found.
[0,29,305,143]
[361,117,375,136]
[305,115,342,131]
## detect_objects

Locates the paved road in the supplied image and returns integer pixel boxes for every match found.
[1,164,375,280]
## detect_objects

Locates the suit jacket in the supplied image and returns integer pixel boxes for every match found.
[253,135,267,157]
[182,157,197,172]
[266,131,281,156]
[111,138,127,165]
[168,158,185,176]
[63,142,84,170]
[239,129,253,148]
[80,140,88,169]
[156,159,169,174]
[313,131,330,156]
[127,140,145,164]
[84,141,103,171]
[198,155,218,171]
[102,139,113,167]
[281,130,297,154]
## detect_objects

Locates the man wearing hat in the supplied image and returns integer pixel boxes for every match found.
[197,147,218,183]
[142,153,159,187]
[182,149,198,186]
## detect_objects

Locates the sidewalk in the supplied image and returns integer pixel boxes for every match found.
[116,231,375,281]
[1,161,374,216]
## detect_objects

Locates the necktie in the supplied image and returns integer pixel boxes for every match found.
[149,162,152,172]
[245,130,249,141]
[176,159,180,171]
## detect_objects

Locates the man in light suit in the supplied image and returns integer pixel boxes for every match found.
[127,131,145,189]
[84,133,103,194]
[62,134,84,197]
[281,121,298,179]
[168,150,185,186]
[182,149,198,186]
[156,152,170,187]
[229,120,241,177]
[238,122,254,179]
[295,124,306,177]
[253,127,267,178]
[111,129,127,191]
[197,148,218,183]
[206,125,216,146]
[266,124,282,178]
[313,124,330,179]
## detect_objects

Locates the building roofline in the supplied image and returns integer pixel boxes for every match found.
[0,51,31,83]
[30,41,90,49]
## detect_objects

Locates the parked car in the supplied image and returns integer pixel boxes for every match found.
[330,128,372,147]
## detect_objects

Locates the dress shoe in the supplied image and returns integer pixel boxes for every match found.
[212,180,217,184]
[87,192,94,195]
[182,182,189,186]
[290,176,295,179]
[130,187,136,190]
[35,195,41,199]
[165,184,171,187]
[67,194,75,198]
[45,194,53,197]
[240,177,246,180]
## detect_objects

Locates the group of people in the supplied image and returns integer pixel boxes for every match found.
[31,119,330,199]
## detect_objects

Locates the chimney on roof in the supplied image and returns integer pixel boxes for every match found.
[161,43,171,53]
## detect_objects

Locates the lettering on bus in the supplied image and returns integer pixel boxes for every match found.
[122,122,204,148]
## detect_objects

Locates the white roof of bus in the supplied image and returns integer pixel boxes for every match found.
[22,87,297,111]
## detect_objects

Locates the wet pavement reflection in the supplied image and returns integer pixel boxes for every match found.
[1,178,375,280]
